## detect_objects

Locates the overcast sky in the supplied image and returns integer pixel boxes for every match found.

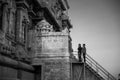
[68,0,120,78]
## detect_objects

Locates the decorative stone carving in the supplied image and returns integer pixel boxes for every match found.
[19,16,29,44]
[51,1,62,20]
[35,19,53,33]
[7,0,16,37]
[0,31,5,44]
[19,17,26,42]
[0,3,3,30]
[62,27,69,33]
[4,0,16,45]
[15,45,28,60]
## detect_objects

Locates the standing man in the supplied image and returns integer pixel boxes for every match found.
[118,73,120,80]
[78,44,82,62]
[82,44,86,62]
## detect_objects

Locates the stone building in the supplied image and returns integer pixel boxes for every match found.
[0,0,116,80]
[0,0,73,80]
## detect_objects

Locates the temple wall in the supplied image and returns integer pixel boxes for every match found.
[34,32,69,57]
[0,0,72,80]
[32,32,71,80]
[0,54,35,80]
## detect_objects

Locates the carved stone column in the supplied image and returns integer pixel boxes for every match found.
[1,2,9,45]
[15,0,30,61]
[6,0,16,40]
[16,2,29,45]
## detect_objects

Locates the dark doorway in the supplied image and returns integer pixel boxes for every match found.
[35,66,42,80]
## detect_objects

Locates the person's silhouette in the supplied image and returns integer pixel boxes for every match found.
[78,44,82,62]
[118,73,120,80]
[82,44,86,62]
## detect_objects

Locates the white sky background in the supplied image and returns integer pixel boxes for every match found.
[68,0,120,78]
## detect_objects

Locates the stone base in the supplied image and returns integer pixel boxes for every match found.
[31,32,71,80]
[33,57,70,80]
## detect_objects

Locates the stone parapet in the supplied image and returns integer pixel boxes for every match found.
[31,32,69,58]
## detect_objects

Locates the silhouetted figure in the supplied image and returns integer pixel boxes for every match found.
[78,44,82,62]
[118,73,120,80]
[82,44,86,62]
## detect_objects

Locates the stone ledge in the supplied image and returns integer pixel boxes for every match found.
[35,32,69,37]
[0,78,19,80]
[0,54,34,72]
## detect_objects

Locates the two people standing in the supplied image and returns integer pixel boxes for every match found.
[78,44,86,62]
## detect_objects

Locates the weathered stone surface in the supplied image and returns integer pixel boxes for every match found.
[43,59,70,80]
[31,30,71,80]
[33,58,70,80]
[21,70,35,80]
[0,32,5,44]
[0,65,35,80]
[0,66,17,79]
[0,0,72,80]
[33,32,69,57]
[0,55,35,80]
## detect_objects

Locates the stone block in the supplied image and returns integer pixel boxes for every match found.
[0,66,17,80]
[31,30,71,80]
[33,32,69,58]
[42,58,70,80]
[21,70,35,80]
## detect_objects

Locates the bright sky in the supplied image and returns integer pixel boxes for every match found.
[68,0,120,78]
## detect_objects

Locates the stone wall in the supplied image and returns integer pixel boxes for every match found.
[0,65,35,80]
[0,54,35,80]
[34,32,69,57]
[35,58,70,80]
[31,32,71,80]
[0,0,72,80]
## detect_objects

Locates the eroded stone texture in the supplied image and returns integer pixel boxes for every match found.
[35,33,69,56]
[31,32,71,80]
[0,0,72,80]
[41,58,70,80]
[30,20,71,80]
